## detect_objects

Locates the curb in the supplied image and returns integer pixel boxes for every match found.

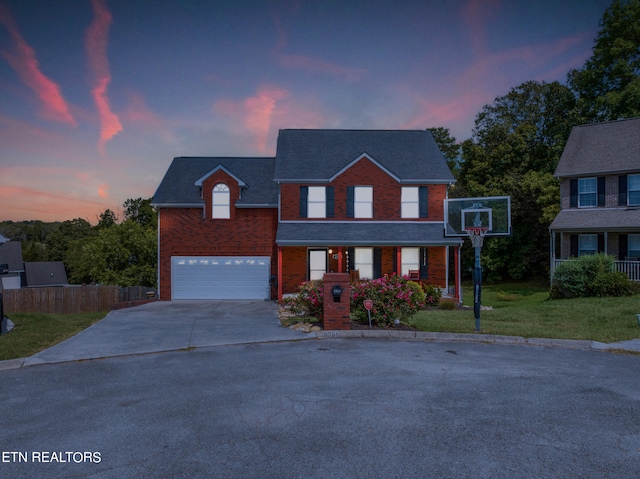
[0,332,636,371]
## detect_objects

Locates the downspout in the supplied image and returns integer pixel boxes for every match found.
[157,208,161,299]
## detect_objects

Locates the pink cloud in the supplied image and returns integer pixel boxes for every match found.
[0,5,76,125]
[85,0,122,154]
[97,183,110,199]
[214,87,325,153]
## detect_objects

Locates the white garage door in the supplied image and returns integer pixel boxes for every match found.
[171,256,270,300]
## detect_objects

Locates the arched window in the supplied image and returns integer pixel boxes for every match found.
[212,183,230,218]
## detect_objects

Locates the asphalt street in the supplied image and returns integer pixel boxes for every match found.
[1,339,639,478]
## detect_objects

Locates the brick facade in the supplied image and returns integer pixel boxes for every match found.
[158,207,278,300]
[280,157,446,221]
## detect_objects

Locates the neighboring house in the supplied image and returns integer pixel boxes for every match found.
[153,129,463,300]
[549,117,640,280]
[0,241,25,290]
[24,262,68,287]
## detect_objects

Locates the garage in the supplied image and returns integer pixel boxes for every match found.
[171,256,271,300]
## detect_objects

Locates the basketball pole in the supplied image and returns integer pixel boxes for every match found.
[473,243,482,332]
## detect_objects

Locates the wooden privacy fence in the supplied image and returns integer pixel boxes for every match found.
[3,286,157,314]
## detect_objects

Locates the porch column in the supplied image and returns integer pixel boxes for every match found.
[277,247,283,301]
[337,246,343,273]
[396,248,402,276]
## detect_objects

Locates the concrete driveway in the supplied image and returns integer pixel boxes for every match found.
[20,300,310,367]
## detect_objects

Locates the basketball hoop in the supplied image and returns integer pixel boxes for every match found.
[465,227,489,248]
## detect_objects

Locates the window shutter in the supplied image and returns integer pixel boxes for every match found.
[598,233,605,253]
[619,234,628,259]
[419,247,428,279]
[373,247,382,279]
[619,175,628,206]
[597,177,605,207]
[326,186,334,218]
[570,235,578,257]
[419,186,428,218]
[347,247,355,272]
[299,187,308,218]
[346,186,354,218]
[570,179,578,208]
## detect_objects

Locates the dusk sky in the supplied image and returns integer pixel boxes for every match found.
[0,0,612,223]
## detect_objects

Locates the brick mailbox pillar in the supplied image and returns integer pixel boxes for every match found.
[323,273,351,330]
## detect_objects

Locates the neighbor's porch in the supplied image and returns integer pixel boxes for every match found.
[551,259,640,282]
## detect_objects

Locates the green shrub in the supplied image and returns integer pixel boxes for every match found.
[351,274,426,327]
[590,271,638,297]
[551,253,636,299]
[422,284,443,307]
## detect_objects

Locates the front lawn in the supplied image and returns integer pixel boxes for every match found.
[410,282,640,343]
[0,312,107,361]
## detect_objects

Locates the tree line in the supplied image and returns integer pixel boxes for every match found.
[0,198,157,288]
[431,0,639,281]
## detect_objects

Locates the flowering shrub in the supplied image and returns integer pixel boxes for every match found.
[351,274,426,327]
[288,280,324,319]
[421,284,443,307]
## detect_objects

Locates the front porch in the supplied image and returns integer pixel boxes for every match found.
[551,259,640,282]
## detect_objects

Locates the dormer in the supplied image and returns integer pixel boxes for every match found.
[195,165,247,220]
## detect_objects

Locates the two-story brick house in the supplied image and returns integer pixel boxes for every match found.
[153,129,462,300]
[549,117,640,280]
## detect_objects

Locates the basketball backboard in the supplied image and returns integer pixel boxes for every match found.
[444,196,511,236]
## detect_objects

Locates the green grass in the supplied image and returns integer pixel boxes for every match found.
[410,282,640,343]
[0,312,107,361]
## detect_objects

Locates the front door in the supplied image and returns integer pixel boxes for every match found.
[308,249,327,280]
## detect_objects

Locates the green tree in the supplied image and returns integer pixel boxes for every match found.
[458,80,574,280]
[123,198,157,229]
[428,127,461,177]
[96,209,118,229]
[45,218,93,264]
[68,220,157,287]
[568,0,640,122]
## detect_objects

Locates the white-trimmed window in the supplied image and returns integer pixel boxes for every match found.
[354,186,373,218]
[307,187,326,218]
[629,234,640,259]
[401,187,419,218]
[578,234,597,256]
[578,178,597,207]
[212,183,230,219]
[308,249,327,280]
[401,247,420,276]
[354,247,373,279]
[629,174,640,206]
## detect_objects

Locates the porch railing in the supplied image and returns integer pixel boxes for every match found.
[552,259,640,282]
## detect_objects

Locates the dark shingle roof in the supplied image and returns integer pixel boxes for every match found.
[554,118,640,178]
[273,129,455,183]
[549,208,640,232]
[153,157,277,207]
[276,222,462,246]
[24,262,68,287]
[0,242,24,272]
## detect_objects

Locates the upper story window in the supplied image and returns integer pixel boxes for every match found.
[628,174,640,206]
[212,183,230,219]
[300,186,334,218]
[578,234,597,256]
[578,178,597,207]
[347,186,372,218]
[401,186,428,218]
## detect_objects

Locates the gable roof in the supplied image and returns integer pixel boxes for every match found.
[0,241,24,272]
[153,157,278,207]
[273,129,455,183]
[24,262,68,287]
[554,117,640,178]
